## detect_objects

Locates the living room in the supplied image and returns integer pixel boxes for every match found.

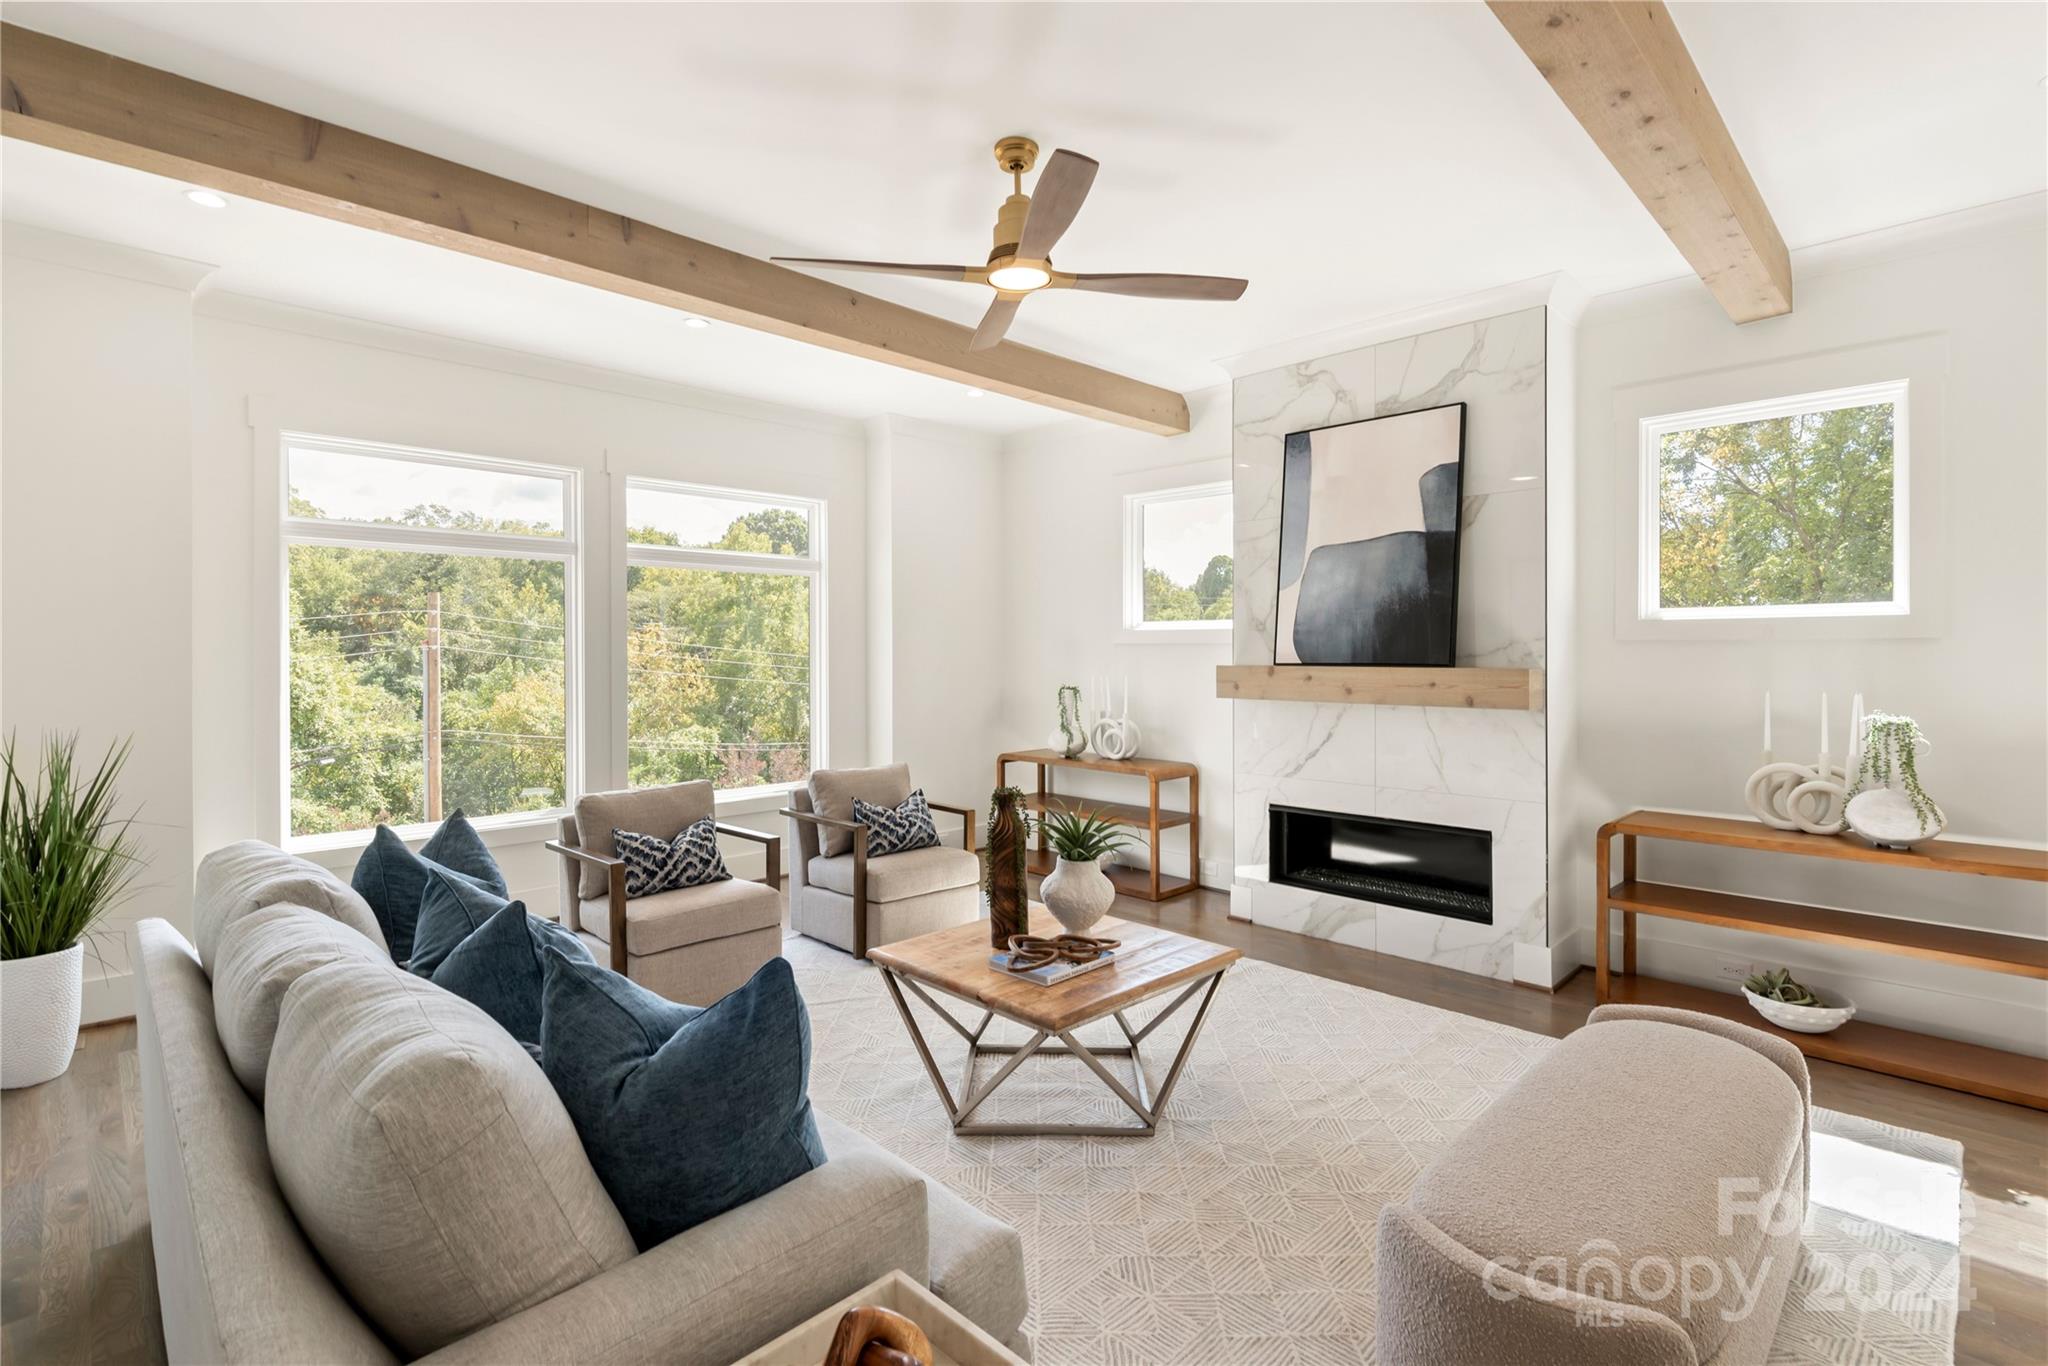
[1,4,2043,1364]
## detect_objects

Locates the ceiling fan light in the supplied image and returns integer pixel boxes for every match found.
[987,263,1052,292]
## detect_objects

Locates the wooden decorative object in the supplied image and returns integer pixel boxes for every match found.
[1596,809,2048,1110]
[823,1304,932,1366]
[1001,933,1121,970]
[983,787,1030,948]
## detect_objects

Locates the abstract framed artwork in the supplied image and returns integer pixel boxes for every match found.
[1274,401,1467,666]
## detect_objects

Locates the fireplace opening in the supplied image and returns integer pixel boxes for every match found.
[1268,805,1492,924]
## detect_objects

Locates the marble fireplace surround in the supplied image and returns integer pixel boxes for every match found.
[1228,304,1549,983]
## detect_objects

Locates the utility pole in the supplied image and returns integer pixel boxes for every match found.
[424,590,444,822]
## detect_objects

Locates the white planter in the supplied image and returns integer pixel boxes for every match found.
[1040,856,1116,935]
[1845,788,1947,850]
[1743,985,1856,1035]
[2,942,85,1089]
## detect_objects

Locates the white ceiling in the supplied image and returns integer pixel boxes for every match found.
[3,2,2042,435]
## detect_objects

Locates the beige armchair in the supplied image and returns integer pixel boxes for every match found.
[547,780,784,1005]
[781,764,980,958]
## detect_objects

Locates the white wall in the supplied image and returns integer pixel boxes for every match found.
[998,387,1235,886]
[865,416,1006,824]
[1,232,205,1021]
[1569,201,2048,1054]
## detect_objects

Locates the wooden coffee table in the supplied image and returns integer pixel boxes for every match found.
[867,908,1239,1137]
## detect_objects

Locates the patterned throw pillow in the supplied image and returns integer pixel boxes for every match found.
[612,818,732,898]
[851,789,940,858]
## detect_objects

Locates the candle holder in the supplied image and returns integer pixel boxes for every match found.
[1743,691,1862,836]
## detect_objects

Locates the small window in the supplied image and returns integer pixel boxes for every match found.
[1639,380,1907,620]
[624,481,822,792]
[1124,483,1233,633]
[282,437,577,840]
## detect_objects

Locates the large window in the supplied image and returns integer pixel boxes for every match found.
[625,480,820,791]
[283,436,576,838]
[1123,482,1233,634]
[1640,381,1907,621]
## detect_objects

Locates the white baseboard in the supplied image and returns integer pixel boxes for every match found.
[82,969,136,1025]
[1515,928,1587,990]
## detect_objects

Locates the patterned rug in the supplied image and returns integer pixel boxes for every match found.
[786,936,1961,1366]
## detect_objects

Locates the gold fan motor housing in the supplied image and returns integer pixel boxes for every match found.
[992,136,1039,175]
[989,136,1042,268]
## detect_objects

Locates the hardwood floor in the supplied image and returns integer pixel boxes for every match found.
[2,885,2041,1364]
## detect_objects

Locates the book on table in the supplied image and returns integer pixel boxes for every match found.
[989,949,1116,986]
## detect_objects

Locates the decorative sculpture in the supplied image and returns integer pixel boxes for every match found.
[1744,691,1856,835]
[999,933,1121,971]
[982,786,1031,948]
[1845,712,1946,848]
[1047,684,1089,758]
[1088,674,1143,761]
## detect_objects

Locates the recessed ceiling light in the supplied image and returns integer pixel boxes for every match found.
[184,188,229,209]
[965,388,985,399]
[681,316,710,329]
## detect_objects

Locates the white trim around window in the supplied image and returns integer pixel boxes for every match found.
[1119,457,1234,645]
[1611,334,1947,642]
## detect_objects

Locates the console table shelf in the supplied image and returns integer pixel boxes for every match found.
[1597,810,2048,1111]
[997,749,1199,902]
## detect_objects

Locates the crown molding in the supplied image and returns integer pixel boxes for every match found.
[0,220,216,292]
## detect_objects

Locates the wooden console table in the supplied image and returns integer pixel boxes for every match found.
[995,749,1198,902]
[1596,810,2048,1110]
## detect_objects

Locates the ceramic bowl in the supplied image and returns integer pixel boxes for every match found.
[1743,986,1856,1034]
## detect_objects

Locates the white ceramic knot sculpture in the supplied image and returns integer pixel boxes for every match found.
[1744,691,1856,836]
[1088,674,1141,760]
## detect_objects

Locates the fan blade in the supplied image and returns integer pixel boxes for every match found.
[969,295,1022,351]
[1066,273,1248,301]
[771,257,975,282]
[1016,149,1099,259]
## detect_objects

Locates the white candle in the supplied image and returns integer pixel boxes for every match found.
[1763,691,1773,753]
[1819,692,1829,755]
[1122,674,1130,719]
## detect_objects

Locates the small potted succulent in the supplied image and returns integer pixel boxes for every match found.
[1742,966,1856,1035]
[1036,807,1130,935]
[2,734,146,1088]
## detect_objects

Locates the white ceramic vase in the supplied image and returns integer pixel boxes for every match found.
[2,942,84,1089]
[1845,788,1947,849]
[1040,856,1116,935]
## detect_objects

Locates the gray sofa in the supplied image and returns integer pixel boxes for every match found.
[135,841,1029,1364]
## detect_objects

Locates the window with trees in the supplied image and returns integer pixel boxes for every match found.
[1640,380,1907,620]
[1124,482,1233,634]
[283,437,576,839]
[625,481,820,791]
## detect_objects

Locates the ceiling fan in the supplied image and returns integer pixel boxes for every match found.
[773,136,1249,351]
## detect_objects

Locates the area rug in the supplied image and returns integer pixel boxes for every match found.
[786,937,1961,1366]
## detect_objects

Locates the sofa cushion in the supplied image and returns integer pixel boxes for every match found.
[430,900,591,1047]
[577,875,783,956]
[852,789,941,858]
[194,840,384,973]
[212,904,390,1099]
[807,844,979,903]
[408,862,514,977]
[540,951,825,1250]
[572,781,715,901]
[266,959,635,1356]
[349,814,507,964]
[614,817,731,898]
[807,764,910,857]
[1405,1017,1805,1364]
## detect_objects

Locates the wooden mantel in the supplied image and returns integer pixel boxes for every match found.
[1214,665,1543,711]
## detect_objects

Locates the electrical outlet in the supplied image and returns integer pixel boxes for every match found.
[1717,960,1754,983]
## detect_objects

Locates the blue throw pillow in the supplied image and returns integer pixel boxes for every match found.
[852,789,940,857]
[350,811,507,963]
[430,900,591,1047]
[410,863,515,978]
[539,950,825,1250]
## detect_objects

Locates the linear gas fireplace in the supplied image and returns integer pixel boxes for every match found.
[1268,805,1493,925]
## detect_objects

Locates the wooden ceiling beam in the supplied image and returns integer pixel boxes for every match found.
[0,23,1191,434]
[1488,1,1792,323]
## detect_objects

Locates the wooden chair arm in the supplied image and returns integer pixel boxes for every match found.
[713,822,783,892]
[543,840,627,973]
[779,807,860,834]
[780,808,871,956]
[925,802,978,854]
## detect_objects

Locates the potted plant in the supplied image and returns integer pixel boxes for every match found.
[1036,807,1130,935]
[1845,712,1947,849]
[2,735,145,1089]
[1741,966,1856,1035]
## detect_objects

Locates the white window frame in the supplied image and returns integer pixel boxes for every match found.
[1637,379,1909,623]
[621,476,826,800]
[1611,334,1946,642]
[1121,464,1234,644]
[274,432,583,852]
